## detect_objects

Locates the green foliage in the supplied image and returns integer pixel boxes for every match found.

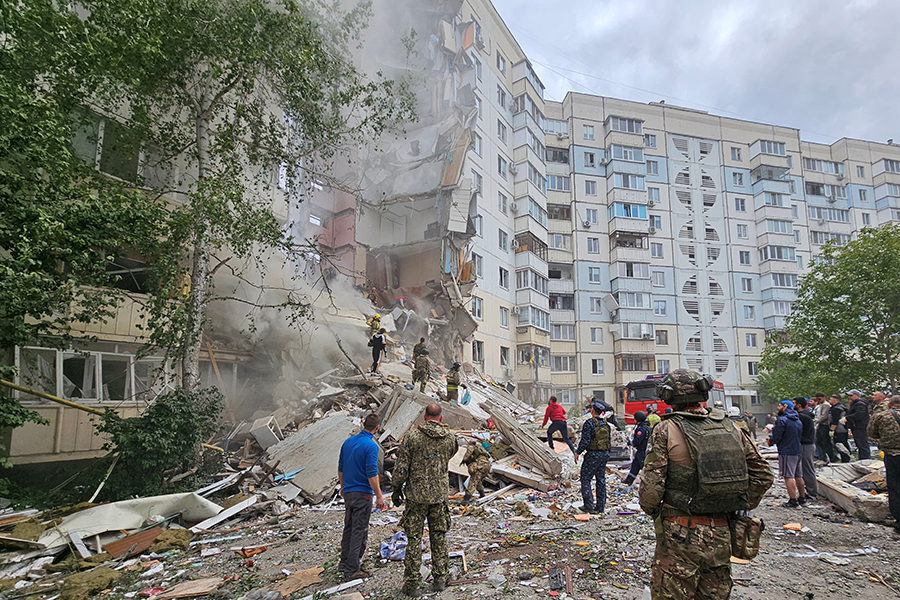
[756,355,843,404]
[97,388,223,499]
[760,224,900,396]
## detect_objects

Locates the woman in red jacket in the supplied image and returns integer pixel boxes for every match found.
[542,396,577,462]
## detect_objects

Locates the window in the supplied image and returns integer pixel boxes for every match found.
[741,277,753,293]
[551,355,577,373]
[472,340,484,363]
[618,355,655,371]
[810,231,851,245]
[771,273,798,288]
[547,175,570,191]
[472,253,483,277]
[473,214,483,236]
[746,333,757,348]
[654,300,667,316]
[550,324,576,341]
[759,245,796,261]
[764,192,786,207]
[496,85,507,109]
[588,267,602,283]
[657,359,670,374]
[655,329,668,345]
[518,269,549,294]
[475,96,482,120]
[474,56,482,81]
[585,208,599,224]
[498,156,507,178]
[550,233,571,249]
[613,173,645,190]
[650,215,662,229]
[739,251,751,265]
[496,52,506,74]
[544,119,568,136]
[473,133,482,156]
[610,203,648,219]
[731,147,742,161]
[766,219,792,234]
[583,124,594,140]
[792,204,799,218]
[500,307,509,328]
[759,140,786,156]
[733,172,744,187]
[546,147,569,164]
[471,169,483,192]
[646,160,659,175]
[609,116,642,134]
[618,262,650,278]
[498,192,508,214]
[748,361,759,376]
[548,294,574,311]
[652,271,665,287]
[774,301,792,315]
[584,152,595,167]
[735,197,746,212]
[863,212,871,225]
[498,229,508,251]
[802,158,844,175]
[308,214,323,227]
[650,242,663,258]
[805,182,846,198]
[859,189,868,202]
[737,224,748,239]
[583,179,596,195]
[644,134,657,148]
[857,165,865,177]
[471,296,483,318]
[590,328,603,344]
[744,305,755,320]
[497,120,507,143]
[591,359,604,375]
[889,183,900,197]
[612,145,643,161]
[590,297,603,313]
[617,292,651,308]
[499,267,509,289]
[500,346,510,367]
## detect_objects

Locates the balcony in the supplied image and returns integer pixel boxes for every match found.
[751,178,792,196]
[513,144,544,171]
[749,152,790,171]
[516,288,549,310]
[613,338,655,354]
[875,195,900,211]
[514,214,548,237]
[604,130,643,147]
[610,277,651,293]
[755,232,796,248]
[758,259,800,276]
[610,245,650,263]
[608,159,644,176]
[761,287,798,303]
[548,248,574,264]
[609,217,649,235]
[514,178,547,200]
[548,278,575,294]
[515,327,550,345]
[753,204,793,220]
[516,364,551,383]
[612,308,653,323]
[549,308,575,323]
[607,187,646,205]
[763,315,788,332]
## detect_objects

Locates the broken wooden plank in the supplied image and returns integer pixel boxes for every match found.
[103,526,164,559]
[190,496,259,533]
[269,566,324,596]
[475,483,518,505]
[157,577,222,599]
[68,532,92,559]
[484,403,562,476]
[491,463,551,493]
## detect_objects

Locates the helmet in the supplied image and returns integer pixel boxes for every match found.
[452,362,461,370]
[375,313,380,319]
[633,410,647,423]
[713,400,725,408]
[728,406,740,417]
[656,369,713,407]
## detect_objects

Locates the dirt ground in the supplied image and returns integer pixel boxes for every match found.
[89,458,899,600]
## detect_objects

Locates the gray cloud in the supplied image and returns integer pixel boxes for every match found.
[492,0,900,143]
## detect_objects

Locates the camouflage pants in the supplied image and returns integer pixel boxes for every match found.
[466,460,491,495]
[651,518,732,600]
[446,388,458,404]
[402,500,451,587]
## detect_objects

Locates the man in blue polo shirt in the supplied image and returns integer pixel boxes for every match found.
[338,413,385,581]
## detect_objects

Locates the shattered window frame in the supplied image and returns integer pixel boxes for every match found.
[472,340,484,364]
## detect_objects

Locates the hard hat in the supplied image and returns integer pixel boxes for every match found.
[375,313,380,319]
[728,406,740,417]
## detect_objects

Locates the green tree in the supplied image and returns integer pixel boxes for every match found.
[760,224,900,395]
[80,0,416,389]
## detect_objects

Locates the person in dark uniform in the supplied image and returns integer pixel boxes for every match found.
[574,401,611,514]
[623,410,650,486]
[370,328,387,373]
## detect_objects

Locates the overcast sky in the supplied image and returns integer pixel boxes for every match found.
[491,0,900,145]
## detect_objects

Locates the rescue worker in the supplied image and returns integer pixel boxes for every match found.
[366,313,381,334]
[461,439,492,503]
[392,404,458,597]
[867,395,900,532]
[623,410,650,486]
[369,328,387,374]
[446,362,462,405]
[729,406,750,436]
[574,401,612,514]
[412,352,430,393]
[647,407,662,429]
[639,369,774,600]
[743,411,759,440]
[412,337,429,361]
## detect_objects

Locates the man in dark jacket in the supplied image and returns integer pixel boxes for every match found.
[828,394,851,462]
[868,395,900,532]
[794,397,817,501]
[769,400,804,507]
[814,392,835,463]
[623,411,650,486]
[845,389,871,460]
[370,328,387,374]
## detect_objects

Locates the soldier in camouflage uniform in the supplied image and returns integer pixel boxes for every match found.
[392,404,459,597]
[461,440,491,502]
[639,369,773,600]
[868,395,900,531]
[412,353,430,392]
[871,391,888,415]
[412,338,429,361]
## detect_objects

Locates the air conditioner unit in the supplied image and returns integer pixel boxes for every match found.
[641,334,654,340]
[508,164,518,174]
[648,225,657,235]
[599,158,609,165]
[511,306,521,315]
[836,173,844,180]
[818,218,826,224]
[583,220,593,228]
[556,132,568,140]
[648,199,655,206]
[826,196,836,203]
[511,239,520,249]
[510,202,519,213]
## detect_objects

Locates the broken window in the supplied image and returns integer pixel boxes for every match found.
[17,348,56,396]
[500,346,510,367]
[472,340,484,364]
[62,352,98,400]
[101,354,132,401]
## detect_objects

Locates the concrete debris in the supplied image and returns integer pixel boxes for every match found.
[817,461,890,523]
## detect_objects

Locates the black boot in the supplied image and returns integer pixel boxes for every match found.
[462,493,472,504]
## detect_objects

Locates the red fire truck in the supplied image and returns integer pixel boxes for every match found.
[620,374,727,424]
